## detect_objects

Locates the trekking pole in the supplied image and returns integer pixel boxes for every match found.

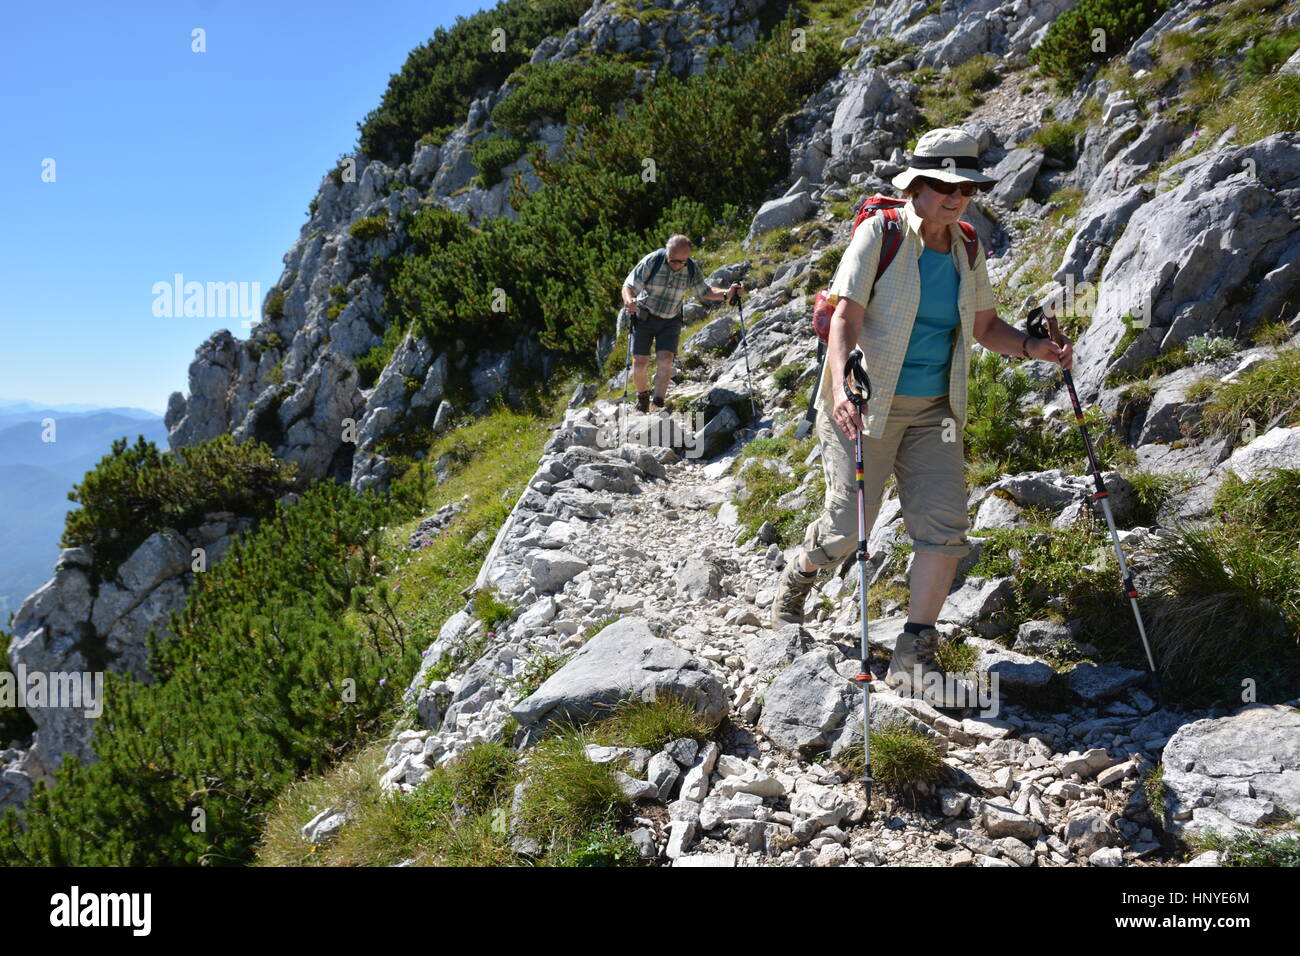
[794,341,825,440]
[844,347,875,813]
[618,307,635,441]
[730,290,758,424]
[1026,305,1162,701]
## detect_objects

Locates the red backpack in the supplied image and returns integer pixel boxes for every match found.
[811,194,980,343]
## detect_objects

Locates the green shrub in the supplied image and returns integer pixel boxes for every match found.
[349,215,391,242]
[492,60,638,134]
[0,480,420,865]
[1030,119,1085,164]
[386,20,839,357]
[1127,470,1198,526]
[61,434,296,589]
[1029,0,1172,84]
[469,133,530,187]
[816,243,846,277]
[357,0,592,164]
[507,652,571,701]
[951,54,1000,95]
[329,284,347,299]
[355,322,408,390]
[264,289,285,321]
[773,363,803,391]
[451,741,519,815]
[1242,29,1300,78]
[1143,763,1167,821]
[551,821,644,866]
[471,587,514,631]
[326,302,344,321]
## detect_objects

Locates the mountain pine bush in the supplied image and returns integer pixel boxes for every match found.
[357,0,592,164]
[61,434,296,589]
[1029,0,1172,84]
[0,479,419,865]
[385,19,840,358]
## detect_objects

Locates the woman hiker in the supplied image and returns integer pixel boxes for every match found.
[768,127,1074,708]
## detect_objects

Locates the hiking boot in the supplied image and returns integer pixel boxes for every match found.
[636,390,650,413]
[887,626,977,709]
[770,561,819,627]
[652,393,667,410]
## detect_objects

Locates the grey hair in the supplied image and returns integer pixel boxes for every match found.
[665,234,693,252]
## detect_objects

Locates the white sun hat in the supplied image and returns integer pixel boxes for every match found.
[891,127,999,191]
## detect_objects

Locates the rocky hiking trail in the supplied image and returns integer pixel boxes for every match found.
[379,386,1206,867]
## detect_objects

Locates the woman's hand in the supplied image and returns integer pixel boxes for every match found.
[1030,333,1073,371]
[831,392,861,440]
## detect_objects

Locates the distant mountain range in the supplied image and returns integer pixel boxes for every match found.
[0,403,169,626]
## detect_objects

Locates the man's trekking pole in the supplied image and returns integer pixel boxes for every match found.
[730,291,758,424]
[844,347,875,812]
[1026,305,1162,701]
[794,341,825,440]
[617,307,636,441]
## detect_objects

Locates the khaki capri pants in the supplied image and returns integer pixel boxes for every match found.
[802,392,971,568]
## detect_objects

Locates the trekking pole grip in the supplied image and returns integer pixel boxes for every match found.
[843,348,871,408]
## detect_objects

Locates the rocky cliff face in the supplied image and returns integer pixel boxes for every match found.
[1,516,254,809]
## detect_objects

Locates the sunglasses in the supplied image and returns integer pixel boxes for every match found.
[668,257,688,265]
[917,176,991,197]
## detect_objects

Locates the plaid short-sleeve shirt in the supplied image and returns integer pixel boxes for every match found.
[623,250,711,320]
[820,199,997,439]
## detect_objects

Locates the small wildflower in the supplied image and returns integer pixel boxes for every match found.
[379,678,387,687]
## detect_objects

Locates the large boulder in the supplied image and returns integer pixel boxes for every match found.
[989,148,1044,207]
[745,192,813,247]
[1162,703,1300,838]
[511,618,727,744]
[1072,133,1300,400]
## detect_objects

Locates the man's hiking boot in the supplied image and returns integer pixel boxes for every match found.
[636,390,651,413]
[887,626,976,709]
[652,394,666,410]
[770,562,819,627]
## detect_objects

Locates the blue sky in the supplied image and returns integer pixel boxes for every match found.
[0,0,487,413]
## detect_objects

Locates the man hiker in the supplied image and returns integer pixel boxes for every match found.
[769,127,1074,708]
[621,234,744,413]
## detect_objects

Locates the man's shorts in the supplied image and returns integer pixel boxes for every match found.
[802,392,971,568]
[632,311,684,356]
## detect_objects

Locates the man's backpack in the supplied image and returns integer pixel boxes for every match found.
[810,194,980,343]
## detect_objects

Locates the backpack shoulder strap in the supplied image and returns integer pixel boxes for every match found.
[645,248,668,284]
[957,221,979,270]
[875,208,904,281]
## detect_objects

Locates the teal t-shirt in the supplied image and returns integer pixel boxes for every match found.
[896,247,960,397]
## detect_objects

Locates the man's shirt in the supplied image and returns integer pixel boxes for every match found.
[624,250,710,320]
